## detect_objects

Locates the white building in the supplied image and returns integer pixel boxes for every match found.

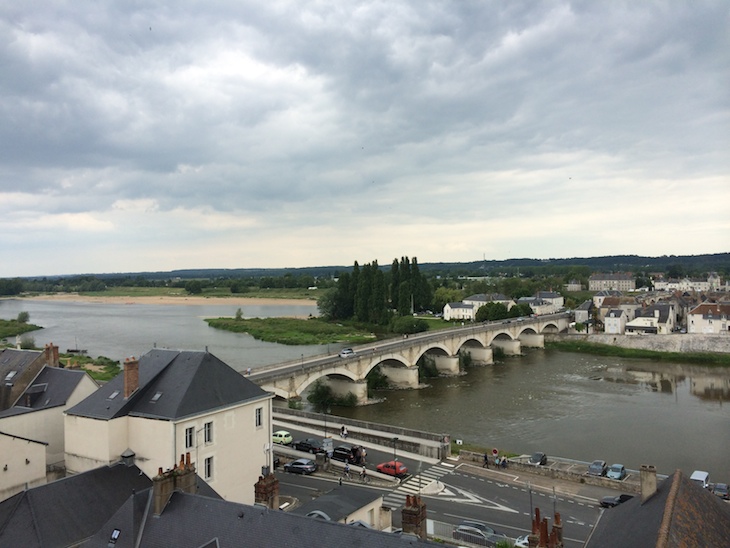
[443,302,474,321]
[0,431,47,502]
[589,273,635,292]
[65,349,274,505]
[687,302,730,334]
[604,309,627,334]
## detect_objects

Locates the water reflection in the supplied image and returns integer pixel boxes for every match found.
[603,364,729,401]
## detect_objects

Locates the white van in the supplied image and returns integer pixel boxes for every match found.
[690,470,710,489]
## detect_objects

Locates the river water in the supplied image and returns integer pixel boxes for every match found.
[2,298,728,481]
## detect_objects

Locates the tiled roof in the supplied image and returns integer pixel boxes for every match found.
[83,490,439,547]
[586,470,730,548]
[0,367,92,418]
[66,349,270,421]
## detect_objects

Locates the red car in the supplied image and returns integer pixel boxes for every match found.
[377,460,408,477]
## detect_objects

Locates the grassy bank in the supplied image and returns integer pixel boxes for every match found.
[546,339,730,367]
[0,319,41,340]
[205,317,379,345]
[75,286,319,300]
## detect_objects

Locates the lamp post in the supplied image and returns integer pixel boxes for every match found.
[392,437,399,462]
[323,406,331,438]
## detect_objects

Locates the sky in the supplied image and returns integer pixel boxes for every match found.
[1,1,728,278]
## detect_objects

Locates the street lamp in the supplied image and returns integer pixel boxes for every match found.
[323,406,331,438]
[392,437,399,462]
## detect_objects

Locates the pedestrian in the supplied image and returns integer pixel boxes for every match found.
[483,453,489,468]
[343,464,351,480]
[360,467,368,483]
[341,425,348,439]
[501,456,508,469]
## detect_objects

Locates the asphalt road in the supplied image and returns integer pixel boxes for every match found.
[273,424,608,545]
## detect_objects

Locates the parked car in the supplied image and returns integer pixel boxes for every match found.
[690,470,711,489]
[452,524,505,547]
[272,430,293,445]
[284,458,317,475]
[600,494,634,508]
[458,521,503,538]
[331,445,357,464]
[514,534,529,547]
[376,460,408,477]
[339,348,355,358]
[588,460,608,476]
[293,438,325,454]
[607,463,626,480]
[712,483,729,500]
[529,452,547,465]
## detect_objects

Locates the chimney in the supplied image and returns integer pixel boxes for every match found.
[401,495,427,539]
[152,467,176,516]
[123,357,139,399]
[44,343,60,367]
[176,452,197,495]
[640,464,657,503]
[254,469,280,510]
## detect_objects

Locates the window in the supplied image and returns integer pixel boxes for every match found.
[204,456,213,480]
[204,421,213,444]
[185,426,194,449]
[255,407,263,428]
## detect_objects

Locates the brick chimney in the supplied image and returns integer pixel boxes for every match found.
[123,357,139,399]
[152,453,198,516]
[640,464,657,503]
[254,471,280,509]
[44,343,60,367]
[401,495,427,539]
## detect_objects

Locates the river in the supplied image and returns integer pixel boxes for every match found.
[2,298,728,482]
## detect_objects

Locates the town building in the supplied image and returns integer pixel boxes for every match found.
[588,273,635,292]
[687,302,730,334]
[64,349,274,505]
[604,309,626,334]
[443,302,474,321]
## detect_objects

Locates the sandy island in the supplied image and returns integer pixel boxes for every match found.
[17,293,318,307]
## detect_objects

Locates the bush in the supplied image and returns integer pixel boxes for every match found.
[19,336,35,349]
[391,316,429,335]
[16,311,30,323]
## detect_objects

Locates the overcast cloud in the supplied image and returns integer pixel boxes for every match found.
[1,1,728,277]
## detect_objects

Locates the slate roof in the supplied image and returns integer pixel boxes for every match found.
[0,463,152,548]
[0,367,93,418]
[446,302,472,309]
[0,349,42,384]
[291,484,381,522]
[83,490,439,548]
[66,349,270,421]
[635,303,671,323]
[586,470,730,548]
[577,300,594,310]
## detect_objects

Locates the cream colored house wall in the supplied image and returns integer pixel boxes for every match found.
[64,415,129,474]
[128,416,175,478]
[0,374,99,467]
[339,496,388,529]
[0,434,47,502]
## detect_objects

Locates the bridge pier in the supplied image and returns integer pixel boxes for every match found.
[465,347,493,365]
[518,334,544,348]
[433,355,460,375]
[380,365,420,389]
[491,339,522,355]
[329,378,368,405]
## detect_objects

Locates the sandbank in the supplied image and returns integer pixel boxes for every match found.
[16,293,318,307]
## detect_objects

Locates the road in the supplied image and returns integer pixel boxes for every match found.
[273,424,605,545]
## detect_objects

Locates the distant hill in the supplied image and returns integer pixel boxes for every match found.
[26,252,729,280]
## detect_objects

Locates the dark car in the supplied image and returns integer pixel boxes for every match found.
[712,483,729,500]
[600,494,634,508]
[331,445,357,464]
[283,458,317,475]
[588,460,608,476]
[529,452,547,465]
[293,438,325,454]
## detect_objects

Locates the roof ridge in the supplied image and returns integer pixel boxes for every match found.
[655,469,682,548]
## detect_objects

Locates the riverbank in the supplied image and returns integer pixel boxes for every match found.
[546,332,730,356]
[11,293,318,307]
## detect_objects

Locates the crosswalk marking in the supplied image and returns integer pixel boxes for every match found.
[382,463,452,509]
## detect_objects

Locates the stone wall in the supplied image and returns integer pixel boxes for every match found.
[546,333,730,354]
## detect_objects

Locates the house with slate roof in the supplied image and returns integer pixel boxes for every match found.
[64,349,273,505]
[585,466,730,547]
[443,302,473,321]
[0,346,50,411]
[604,309,626,334]
[624,303,675,335]
[291,484,391,530]
[463,293,515,313]
[0,364,98,472]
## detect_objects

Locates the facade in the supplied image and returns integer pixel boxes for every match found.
[654,273,724,293]
[589,273,635,292]
[604,309,626,334]
[0,366,98,469]
[0,431,47,502]
[516,297,556,316]
[574,300,594,326]
[592,290,623,308]
[535,291,564,309]
[625,304,675,335]
[443,302,473,321]
[463,293,515,312]
[65,349,274,505]
[687,302,730,334]
[563,279,582,292]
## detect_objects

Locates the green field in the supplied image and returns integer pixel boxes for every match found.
[205,317,378,345]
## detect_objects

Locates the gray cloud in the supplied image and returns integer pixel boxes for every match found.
[0,1,728,276]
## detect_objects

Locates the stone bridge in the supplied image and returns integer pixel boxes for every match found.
[250,313,570,404]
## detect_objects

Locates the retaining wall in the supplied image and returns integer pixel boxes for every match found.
[546,333,730,354]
